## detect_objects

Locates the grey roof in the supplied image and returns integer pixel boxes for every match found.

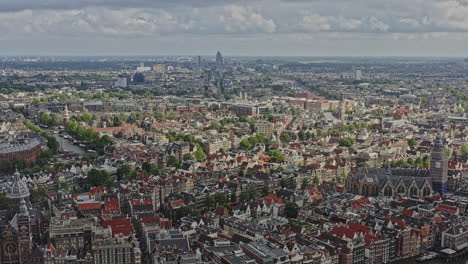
[6,170,30,199]
[353,168,432,189]
[0,139,41,154]
[148,230,190,253]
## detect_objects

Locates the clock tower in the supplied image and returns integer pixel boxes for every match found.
[430,136,448,193]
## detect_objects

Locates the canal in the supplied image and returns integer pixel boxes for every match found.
[53,134,85,155]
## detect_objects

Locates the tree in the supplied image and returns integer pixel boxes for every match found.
[205,194,215,209]
[214,192,229,206]
[239,187,258,202]
[230,192,237,203]
[302,178,310,189]
[175,206,194,220]
[339,137,355,147]
[87,169,113,188]
[47,136,60,153]
[269,150,285,163]
[167,155,180,168]
[445,147,452,159]
[280,178,296,189]
[183,153,195,161]
[116,164,132,181]
[313,175,320,185]
[461,145,468,157]
[280,133,292,143]
[29,187,48,204]
[357,162,369,168]
[210,121,221,130]
[285,202,299,218]
[298,131,305,141]
[193,145,206,162]
[316,129,323,137]
[97,135,112,151]
[408,138,418,148]
[112,115,122,127]
[0,192,8,210]
[239,139,252,150]
[155,112,166,120]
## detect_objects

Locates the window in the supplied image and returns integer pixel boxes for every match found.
[422,187,431,197]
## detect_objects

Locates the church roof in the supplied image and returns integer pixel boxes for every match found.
[6,169,30,199]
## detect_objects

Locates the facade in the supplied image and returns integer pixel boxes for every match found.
[441,225,467,251]
[255,122,275,136]
[232,104,257,117]
[49,217,105,250]
[115,75,128,88]
[0,139,42,168]
[92,237,141,264]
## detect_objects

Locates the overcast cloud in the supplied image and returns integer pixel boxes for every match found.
[1,0,468,56]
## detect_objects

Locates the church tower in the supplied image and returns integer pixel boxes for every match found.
[63,104,70,124]
[17,199,33,264]
[430,136,448,193]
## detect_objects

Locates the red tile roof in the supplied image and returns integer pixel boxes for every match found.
[384,216,406,227]
[436,204,458,215]
[103,200,120,214]
[170,199,185,209]
[78,202,101,211]
[101,218,133,236]
[264,195,283,205]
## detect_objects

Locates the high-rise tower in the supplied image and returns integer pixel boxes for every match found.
[216,51,224,68]
[430,136,448,193]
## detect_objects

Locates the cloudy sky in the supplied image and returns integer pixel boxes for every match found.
[2,0,468,56]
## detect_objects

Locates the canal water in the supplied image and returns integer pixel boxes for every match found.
[392,258,467,264]
[53,134,85,155]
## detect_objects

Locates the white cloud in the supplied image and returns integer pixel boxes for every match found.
[0,8,194,36]
[219,5,277,33]
[432,0,468,30]
[300,12,364,32]
[368,16,389,32]
[301,13,333,32]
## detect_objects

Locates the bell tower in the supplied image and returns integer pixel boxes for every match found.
[17,199,32,264]
[430,136,448,193]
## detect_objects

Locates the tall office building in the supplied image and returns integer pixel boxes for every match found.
[355,69,362,81]
[194,56,203,76]
[216,51,224,68]
[430,136,448,193]
[115,74,128,88]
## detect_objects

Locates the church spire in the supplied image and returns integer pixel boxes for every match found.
[19,199,29,217]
